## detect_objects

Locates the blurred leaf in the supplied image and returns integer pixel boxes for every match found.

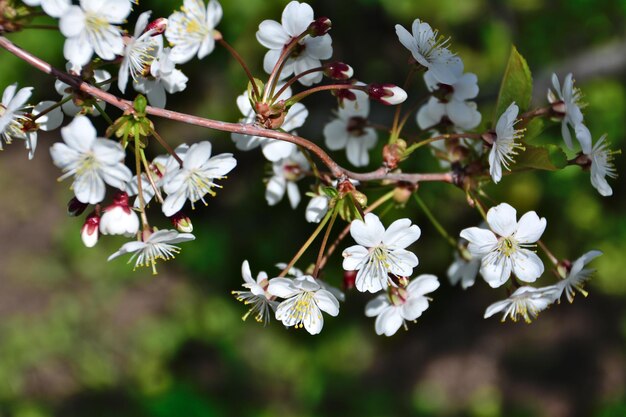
[523,118,545,142]
[494,46,533,122]
[514,144,567,171]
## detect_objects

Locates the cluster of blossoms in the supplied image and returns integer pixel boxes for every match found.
[0,0,618,336]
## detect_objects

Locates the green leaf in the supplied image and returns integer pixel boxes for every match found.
[523,118,545,142]
[514,144,567,171]
[494,46,533,122]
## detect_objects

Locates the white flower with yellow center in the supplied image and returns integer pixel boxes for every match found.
[489,102,524,184]
[342,213,421,293]
[555,250,602,303]
[134,47,189,109]
[161,141,236,217]
[268,274,340,335]
[59,0,132,67]
[232,260,278,326]
[0,83,32,152]
[460,202,546,288]
[165,0,222,64]
[365,274,439,336]
[107,229,195,274]
[577,126,617,197]
[484,285,560,323]
[548,73,586,152]
[50,115,132,204]
[265,148,310,208]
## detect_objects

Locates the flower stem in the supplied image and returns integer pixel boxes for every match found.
[151,129,183,167]
[413,194,457,247]
[538,239,559,266]
[390,67,417,141]
[287,84,368,105]
[139,148,164,204]
[32,95,72,121]
[134,138,150,230]
[217,37,259,100]
[264,33,308,102]
[91,101,113,125]
[271,66,323,102]
[313,208,338,278]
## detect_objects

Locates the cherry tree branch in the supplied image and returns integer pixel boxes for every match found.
[0,36,453,185]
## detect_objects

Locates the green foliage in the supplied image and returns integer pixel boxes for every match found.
[494,46,533,121]
[514,143,567,171]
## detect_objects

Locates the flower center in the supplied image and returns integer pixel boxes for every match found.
[347,116,367,136]
[497,237,518,257]
[86,13,111,32]
[283,163,303,181]
[76,153,100,176]
[289,292,319,329]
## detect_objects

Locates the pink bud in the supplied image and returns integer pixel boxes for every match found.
[145,18,168,35]
[324,62,354,80]
[308,17,331,37]
[171,212,193,233]
[333,89,357,105]
[367,83,407,105]
[100,192,140,236]
[67,197,88,217]
[81,212,100,248]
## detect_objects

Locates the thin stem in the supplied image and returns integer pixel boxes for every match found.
[140,148,164,204]
[271,66,323,101]
[405,132,482,154]
[134,139,150,230]
[287,83,368,105]
[313,208,338,277]
[538,240,559,266]
[32,95,72,121]
[390,67,417,141]
[413,194,457,247]
[92,101,113,125]
[217,37,259,100]
[396,94,430,135]
[151,129,183,167]
[278,210,333,278]
[264,33,308,101]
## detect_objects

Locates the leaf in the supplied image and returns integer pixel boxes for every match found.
[523,118,545,142]
[494,46,533,123]
[514,144,567,171]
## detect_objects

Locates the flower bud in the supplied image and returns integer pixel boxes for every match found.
[99,192,140,236]
[81,212,100,248]
[333,88,357,105]
[323,62,354,80]
[367,83,407,105]
[308,17,331,37]
[343,270,357,290]
[145,17,167,35]
[67,197,88,217]
[382,139,407,169]
[171,211,193,233]
[393,186,413,205]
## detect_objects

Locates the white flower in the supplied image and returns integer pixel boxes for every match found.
[342,213,421,293]
[55,67,112,116]
[447,252,480,290]
[108,229,195,274]
[460,202,546,288]
[134,47,188,108]
[0,83,32,151]
[22,0,70,17]
[165,0,222,64]
[429,133,483,168]
[22,100,64,160]
[231,86,308,162]
[305,193,329,223]
[118,11,163,93]
[256,1,332,86]
[365,274,439,336]
[161,141,236,217]
[395,19,459,85]
[50,115,132,204]
[489,102,523,183]
[548,73,586,152]
[99,192,140,236]
[555,250,602,303]
[484,285,560,323]
[417,96,481,131]
[275,262,345,302]
[232,260,279,326]
[269,274,340,335]
[323,89,378,167]
[577,127,617,197]
[265,148,310,208]
[59,0,132,67]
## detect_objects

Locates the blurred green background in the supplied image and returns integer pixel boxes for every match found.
[0,0,625,416]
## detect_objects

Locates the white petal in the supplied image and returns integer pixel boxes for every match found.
[487,202,518,237]
[341,245,369,270]
[185,141,212,170]
[512,250,544,283]
[64,35,93,67]
[61,115,96,152]
[365,295,389,317]
[286,181,301,209]
[265,175,286,206]
[376,307,403,336]
[315,289,340,316]
[59,6,84,37]
[281,1,314,37]
[256,20,290,49]
[407,274,440,297]
[480,256,512,288]
[459,227,498,258]
[162,190,187,217]
[350,213,384,247]
[267,277,298,298]
[382,218,421,249]
[514,211,546,244]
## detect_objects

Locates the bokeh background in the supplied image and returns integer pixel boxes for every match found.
[1,0,625,416]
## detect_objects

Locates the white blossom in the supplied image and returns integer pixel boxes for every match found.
[417,96,481,131]
[275,262,345,302]
[265,148,310,208]
[0,83,32,152]
[395,19,459,85]
[165,0,222,64]
[305,193,330,223]
[269,274,340,335]
[22,0,70,17]
[447,251,480,290]
[577,126,617,197]
[161,141,236,217]
[232,260,278,326]
[489,102,523,183]
[256,1,332,86]
[134,47,188,108]
[59,0,132,67]
[231,86,308,162]
[460,202,546,288]
[365,274,439,336]
[548,73,586,152]
[555,250,602,303]
[484,285,560,323]
[20,100,64,160]
[107,229,195,274]
[342,213,421,293]
[50,115,132,204]
[323,89,378,167]
[99,192,140,236]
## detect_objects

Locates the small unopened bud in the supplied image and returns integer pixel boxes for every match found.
[81,212,100,248]
[333,88,357,105]
[308,17,331,37]
[343,270,357,290]
[393,186,413,205]
[351,189,368,207]
[367,83,407,105]
[145,17,167,35]
[324,62,353,80]
[67,197,88,217]
[382,139,407,169]
[100,192,140,237]
[171,212,193,233]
